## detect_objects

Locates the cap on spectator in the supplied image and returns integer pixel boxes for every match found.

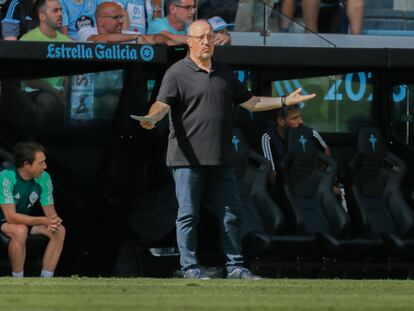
[208,16,235,32]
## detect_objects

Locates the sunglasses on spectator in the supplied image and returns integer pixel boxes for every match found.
[102,15,124,21]
[174,4,196,11]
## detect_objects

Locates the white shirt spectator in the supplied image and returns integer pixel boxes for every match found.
[77,26,139,42]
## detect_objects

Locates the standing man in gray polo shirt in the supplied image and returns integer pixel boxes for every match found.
[140,19,316,279]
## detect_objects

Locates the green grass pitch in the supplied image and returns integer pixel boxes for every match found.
[0,278,413,310]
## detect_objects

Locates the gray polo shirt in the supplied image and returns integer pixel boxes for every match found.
[157,56,253,167]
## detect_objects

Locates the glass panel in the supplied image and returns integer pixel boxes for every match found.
[270,72,373,132]
[69,71,123,126]
[198,0,305,33]
[197,0,335,47]
[0,70,125,130]
[392,84,414,146]
[196,0,414,41]
[234,70,253,91]
[0,70,126,183]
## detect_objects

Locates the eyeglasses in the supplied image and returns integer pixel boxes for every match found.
[174,4,196,11]
[102,15,124,22]
[188,34,215,43]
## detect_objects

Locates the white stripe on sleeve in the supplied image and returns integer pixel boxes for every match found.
[261,133,276,171]
[312,129,328,150]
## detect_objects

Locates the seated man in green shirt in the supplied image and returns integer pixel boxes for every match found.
[20,0,71,126]
[0,141,65,278]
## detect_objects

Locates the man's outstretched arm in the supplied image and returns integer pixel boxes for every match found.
[241,88,316,112]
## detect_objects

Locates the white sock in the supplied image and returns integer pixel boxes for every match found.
[40,270,54,278]
[12,271,24,278]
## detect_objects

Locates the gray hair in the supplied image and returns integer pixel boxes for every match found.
[167,0,182,14]
[187,19,213,35]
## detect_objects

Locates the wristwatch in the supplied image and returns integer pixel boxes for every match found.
[281,95,287,108]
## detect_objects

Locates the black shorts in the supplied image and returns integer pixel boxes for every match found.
[25,90,42,103]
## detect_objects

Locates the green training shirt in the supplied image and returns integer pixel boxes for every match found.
[0,166,54,221]
[20,27,71,89]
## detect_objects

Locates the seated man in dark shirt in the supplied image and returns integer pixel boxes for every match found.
[261,104,347,210]
[261,104,330,185]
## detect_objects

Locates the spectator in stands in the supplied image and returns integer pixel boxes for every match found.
[1,0,38,40]
[21,0,69,42]
[0,141,65,278]
[280,0,364,34]
[148,0,230,45]
[208,15,234,36]
[20,0,71,126]
[261,104,330,185]
[77,2,169,119]
[279,0,295,32]
[61,0,97,40]
[98,0,164,34]
[234,0,277,32]
[139,19,315,279]
[207,16,233,45]
[150,0,163,19]
[342,0,364,34]
[147,0,193,44]
[78,1,168,43]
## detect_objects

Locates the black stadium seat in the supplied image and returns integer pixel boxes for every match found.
[277,126,382,258]
[277,126,347,256]
[347,127,414,258]
[230,128,286,258]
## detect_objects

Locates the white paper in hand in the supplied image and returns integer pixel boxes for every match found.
[130,115,156,124]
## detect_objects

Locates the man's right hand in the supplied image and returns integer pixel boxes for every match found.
[140,120,156,130]
[45,215,62,233]
[139,102,169,130]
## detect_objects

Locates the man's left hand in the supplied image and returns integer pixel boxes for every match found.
[286,88,316,106]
